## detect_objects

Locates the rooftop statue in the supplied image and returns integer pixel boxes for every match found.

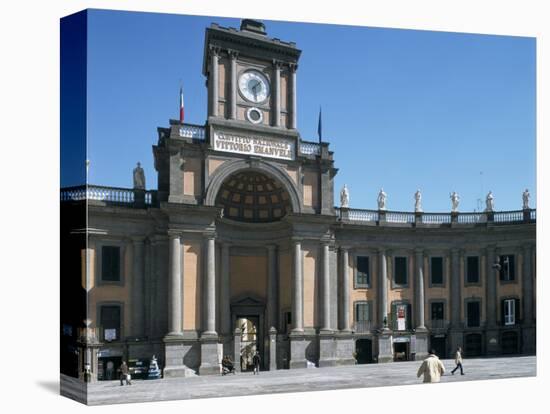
[450,191,460,212]
[377,188,387,210]
[414,189,422,212]
[522,189,530,210]
[133,162,146,190]
[340,184,350,208]
[485,191,494,212]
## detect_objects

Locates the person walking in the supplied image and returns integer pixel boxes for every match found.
[253,351,261,375]
[451,346,465,375]
[417,349,445,383]
[119,361,132,386]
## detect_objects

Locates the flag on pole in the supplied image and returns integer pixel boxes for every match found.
[179,86,185,123]
[317,106,322,143]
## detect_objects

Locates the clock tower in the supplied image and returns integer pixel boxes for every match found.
[203,19,300,131]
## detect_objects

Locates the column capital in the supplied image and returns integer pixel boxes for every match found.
[288,63,298,72]
[131,236,146,245]
[266,244,278,252]
[414,248,426,257]
[209,45,222,56]
[272,59,284,69]
[227,48,239,59]
[203,231,216,241]
[167,230,181,240]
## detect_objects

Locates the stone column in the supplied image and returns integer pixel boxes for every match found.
[233,328,242,372]
[290,63,297,129]
[204,235,217,336]
[272,60,281,127]
[522,244,534,324]
[321,242,331,332]
[267,245,278,330]
[167,234,182,336]
[450,249,461,328]
[486,246,497,328]
[522,243,535,354]
[486,245,499,355]
[210,47,220,117]
[378,249,388,329]
[132,238,146,337]
[220,243,231,336]
[229,50,238,120]
[289,239,306,369]
[199,233,219,375]
[269,327,278,371]
[340,248,351,332]
[291,240,303,332]
[415,249,426,330]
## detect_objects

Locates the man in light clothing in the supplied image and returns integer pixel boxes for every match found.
[451,346,465,375]
[417,349,445,383]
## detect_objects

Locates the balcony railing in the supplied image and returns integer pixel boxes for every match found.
[299,141,321,156]
[353,321,374,333]
[77,327,100,344]
[61,185,157,207]
[178,123,206,139]
[336,207,536,226]
[426,319,450,330]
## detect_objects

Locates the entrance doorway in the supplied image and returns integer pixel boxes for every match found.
[501,331,519,354]
[355,339,373,364]
[393,342,409,361]
[98,356,122,381]
[465,333,482,357]
[430,336,447,359]
[236,316,261,372]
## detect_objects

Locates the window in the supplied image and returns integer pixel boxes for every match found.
[101,246,121,282]
[100,305,121,341]
[431,302,444,320]
[499,255,516,282]
[430,257,444,285]
[356,256,370,287]
[394,257,408,285]
[467,301,481,327]
[502,298,520,326]
[466,256,480,284]
[391,302,412,330]
[355,302,371,322]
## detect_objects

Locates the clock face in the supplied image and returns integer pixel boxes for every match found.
[238,70,270,103]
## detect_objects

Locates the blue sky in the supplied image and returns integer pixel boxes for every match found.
[82,9,536,212]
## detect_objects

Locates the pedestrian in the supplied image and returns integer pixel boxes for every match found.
[253,351,261,375]
[119,361,132,386]
[417,349,445,383]
[451,346,465,375]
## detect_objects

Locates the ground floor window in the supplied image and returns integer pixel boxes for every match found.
[430,335,447,358]
[100,305,121,341]
[467,301,481,327]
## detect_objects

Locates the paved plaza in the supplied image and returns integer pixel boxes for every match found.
[62,356,536,405]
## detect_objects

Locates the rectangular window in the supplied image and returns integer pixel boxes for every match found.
[356,256,370,287]
[467,301,481,327]
[430,257,444,285]
[504,299,515,325]
[431,302,445,320]
[392,302,412,330]
[466,256,480,284]
[499,255,516,282]
[101,246,121,282]
[394,256,408,285]
[100,305,121,341]
[355,302,371,322]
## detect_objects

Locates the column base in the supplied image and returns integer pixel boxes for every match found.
[414,330,429,361]
[199,337,220,375]
[289,333,308,369]
[318,331,336,367]
[522,326,536,355]
[268,329,277,371]
[163,335,199,377]
[486,328,500,355]
[377,332,393,363]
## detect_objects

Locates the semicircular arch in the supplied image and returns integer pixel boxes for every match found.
[205,159,302,214]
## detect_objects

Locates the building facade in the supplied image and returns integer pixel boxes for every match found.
[60,20,536,380]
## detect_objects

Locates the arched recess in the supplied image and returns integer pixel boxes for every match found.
[205,158,302,214]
